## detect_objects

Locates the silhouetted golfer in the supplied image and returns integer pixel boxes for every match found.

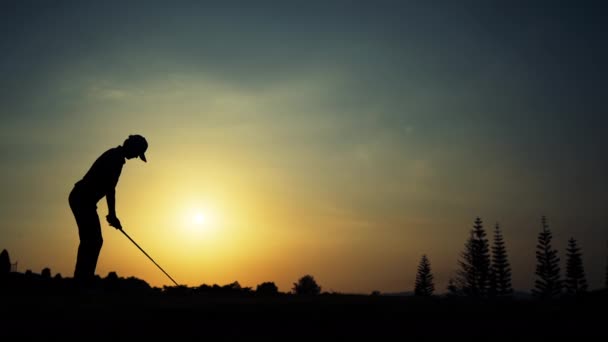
[69,134,148,283]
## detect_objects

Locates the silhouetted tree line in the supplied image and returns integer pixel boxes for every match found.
[436,216,595,299]
[0,267,153,295]
[0,253,310,297]
[2,215,607,299]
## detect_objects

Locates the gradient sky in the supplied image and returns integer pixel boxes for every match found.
[1,1,607,293]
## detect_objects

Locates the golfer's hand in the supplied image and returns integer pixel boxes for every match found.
[106,214,122,230]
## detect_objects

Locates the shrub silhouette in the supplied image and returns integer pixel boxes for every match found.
[446,278,460,296]
[605,249,608,289]
[106,271,119,281]
[292,275,321,295]
[256,281,279,295]
[41,268,51,279]
[0,249,10,276]
[223,281,252,294]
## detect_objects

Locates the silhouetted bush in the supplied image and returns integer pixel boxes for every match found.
[256,281,279,295]
[0,249,10,277]
[41,268,51,279]
[223,281,252,294]
[189,282,254,296]
[446,278,461,296]
[164,284,194,295]
[103,271,120,292]
[106,271,119,281]
[122,276,152,292]
[292,275,321,295]
[605,254,608,289]
[223,281,242,291]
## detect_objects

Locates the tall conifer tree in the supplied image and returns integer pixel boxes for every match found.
[457,217,491,297]
[414,254,435,296]
[564,237,588,295]
[533,216,562,298]
[491,223,512,296]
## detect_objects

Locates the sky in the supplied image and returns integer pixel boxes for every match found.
[1,1,607,294]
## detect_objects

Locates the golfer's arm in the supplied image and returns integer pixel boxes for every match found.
[107,188,116,217]
[107,164,121,217]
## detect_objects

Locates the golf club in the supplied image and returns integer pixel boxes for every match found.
[119,228,180,286]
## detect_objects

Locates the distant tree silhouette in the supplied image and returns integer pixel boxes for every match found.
[446,278,460,296]
[490,223,512,296]
[164,284,194,295]
[103,271,120,292]
[292,275,321,295]
[564,237,588,295]
[222,281,252,294]
[414,254,435,296]
[456,217,491,297]
[225,281,242,291]
[256,281,279,295]
[106,271,119,281]
[533,216,562,299]
[122,276,152,292]
[0,249,10,276]
[605,243,608,289]
[41,268,51,279]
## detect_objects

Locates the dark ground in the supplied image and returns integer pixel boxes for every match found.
[1,274,606,339]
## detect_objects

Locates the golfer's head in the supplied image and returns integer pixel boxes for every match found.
[123,134,148,162]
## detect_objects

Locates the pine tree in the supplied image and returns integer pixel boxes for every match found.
[456,217,491,297]
[604,240,608,290]
[491,222,513,296]
[564,237,588,295]
[533,216,562,299]
[605,242,608,289]
[457,233,475,294]
[0,249,10,275]
[414,254,435,296]
[447,278,460,296]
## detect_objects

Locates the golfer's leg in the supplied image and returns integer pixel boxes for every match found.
[73,208,103,280]
[86,211,103,278]
[73,207,89,280]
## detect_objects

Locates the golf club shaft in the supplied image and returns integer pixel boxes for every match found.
[119,228,179,286]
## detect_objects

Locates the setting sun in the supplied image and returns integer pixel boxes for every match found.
[182,205,220,236]
[193,212,207,226]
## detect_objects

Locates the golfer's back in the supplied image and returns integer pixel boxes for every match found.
[74,146,125,204]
